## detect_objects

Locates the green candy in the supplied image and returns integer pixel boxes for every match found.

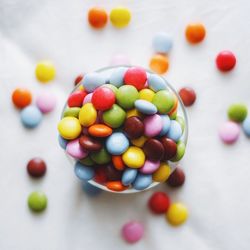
[228,103,248,122]
[102,84,118,94]
[63,107,81,118]
[116,85,139,109]
[170,141,186,162]
[103,104,126,128]
[28,191,47,212]
[90,148,111,164]
[152,90,174,113]
[176,116,185,132]
[80,156,95,166]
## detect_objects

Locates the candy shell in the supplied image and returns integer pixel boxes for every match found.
[106,132,129,155]
[216,50,236,72]
[83,93,93,104]
[179,87,196,107]
[227,103,248,122]
[82,182,102,197]
[105,165,123,181]
[109,67,127,87]
[166,120,182,142]
[124,67,147,91]
[131,136,147,147]
[144,114,163,137]
[79,135,102,151]
[161,138,177,160]
[148,192,171,214]
[112,155,125,171]
[20,106,42,128]
[35,61,56,83]
[166,203,188,226]
[63,107,81,118]
[90,148,111,164]
[152,32,173,54]
[116,85,139,109]
[82,72,106,92]
[133,173,152,190]
[80,156,95,166]
[143,138,164,161]
[58,135,68,149]
[167,167,185,187]
[134,100,157,115]
[36,91,56,113]
[28,191,47,212]
[159,115,171,136]
[74,161,94,181]
[27,158,47,178]
[106,181,128,191]
[94,167,108,184]
[103,104,126,128]
[147,74,166,92]
[152,90,174,113]
[101,84,118,94]
[153,163,171,182]
[243,117,250,137]
[66,139,88,159]
[185,23,206,44]
[139,88,155,102]
[122,146,145,168]
[219,121,240,144]
[149,54,169,74]
[126,109,142,118]
[122,168,138,186]
[170,141,186,162]
[12,88,32,109]
[74,74,84,85]
[110,7,131,28]
[121,221,144,244]
[140,160,160,174]
[88,124,112,137]
[79,103,97,127]
[124,116,144,139]
[67,90,87,108]
[88,7,108,29]
[58,117,82,140]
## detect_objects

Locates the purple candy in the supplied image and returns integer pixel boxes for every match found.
[66,139,88,159]
[144,114,163,137]
[36,91,56,113]
[140,160,160,174]
[219,121,240,144]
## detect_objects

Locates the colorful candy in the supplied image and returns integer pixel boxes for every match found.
[149,54,169,74]
[144,114,163,137]
[20,106,42,128]
[92,87,115,111]
[148,192,171,214]
[167,167,185,187]
[88,124,112,137]
[143,139,164,161]
[216,50,236,72]
[58,117,81,140]
[133,173,152,190]
[106,132,129,155]
[79,103,97,127]
[36,91,57,113]
[227,103,248,123]
[74,162,94,181]
[28,191,47,212]
[27,158,47,178]
[110,7,131,28]
[152,32,173,54]
[124,116,144,139]
[12,88,32,109]
[124,67,147,90]
[122,146,145,168]
[135,100,157,115]
[166,202,188,226]
[185,23,206,44]
[35,61,56,83]
[219,121,240,144]
[179,87,196,107]
[79,135,102,151]
[122,168,138,186]
[116,85,139,109]
[121,221,144,244]
[67,90,87,108]
[66,139,88,159]
[152,162,171,182]
[88,7,108,29]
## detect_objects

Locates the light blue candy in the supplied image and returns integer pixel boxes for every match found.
[167,120,182,142]
[148,74,167,92]
[133,173,152,190]
[82,72,106,92]
[106,132,129,155]
[122,169,138,186]
[135,100,157,115]
[243,117,250,137]
[159,115,171,136]
[152,32,173,54]
[109,67,127,87]
[74,162,94,181]
[58,135,68,149]
[82,182,102,197]
[20,105,42,128]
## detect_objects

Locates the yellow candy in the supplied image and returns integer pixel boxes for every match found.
[166,203,188,226]
[122,146,145,168]
[35,61,56,83]
[153,163,171,182]
[58,117,81,140]
[78,85,84,90]
[126,109,142,118]
[131,136,147,148]
[110,7,131,28]
[139,89,155,102]
[79,103,97,127]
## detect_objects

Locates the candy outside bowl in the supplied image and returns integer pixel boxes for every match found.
[59,65,188,194]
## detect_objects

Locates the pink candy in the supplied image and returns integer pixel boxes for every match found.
[219,121,240,144]
[121,221,144,244]
[140,160,160,174]
[144,114,163,137]
[66,139,88,159]
[36,91,56,113]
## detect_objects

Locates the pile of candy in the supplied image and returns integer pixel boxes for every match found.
[58,66,187,192]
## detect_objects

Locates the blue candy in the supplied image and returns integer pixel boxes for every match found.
[82,182,102,197]
[167,120,182,142]
[109,67,127,87]
[148,74,167,92]
[122,169,138,186]
[134,100,157,115]
[58,135,68,149]
[106,132,129,155]
[159,115,171,136]
[243,117,250,137]
[152,32,173,54]
[82,72,106,92]
[133,173,152,190]
[74,162,94,181]
[20,105,42,128]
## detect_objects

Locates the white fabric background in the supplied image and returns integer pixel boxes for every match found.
[0,0,250,249]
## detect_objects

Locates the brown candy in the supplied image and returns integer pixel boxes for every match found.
[124,116,144,139]
[79,135,102,151]
[160,138,177,160]
[167,167,185,187]
[105,164,123,181]
[27,158,47,178]
[143,138,164,161]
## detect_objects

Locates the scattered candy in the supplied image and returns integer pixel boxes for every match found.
[166,202,188,226]
[185,23,206,44]
[243,117,250,137]
[88,7,108,29]
[227,103,248,122]
[27,158,47,178]
[149,54,169,74]
[179,87,196,107]
[152,32,173,54]
[216,50,236,72]
[121,221,144,244]
[167,167,185,187]
[148,192,171,214]
[12,88,32,109]
[219,121,240,144]
[36,91,57,113]
[35,61,56,83]
[28,191,47,212]
[20,105,42,128]
[110,7,131,28]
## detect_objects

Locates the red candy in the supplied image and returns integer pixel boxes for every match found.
[167,167,185,187]
[94,167,108,184]
[216,50,236,72]
[67,90,87,107]
[124,67,147,90]
[178,87,196,107]
[148,192,171,214]
[92,87,116,111]
[74,74,84,86]
[27,158,47,178]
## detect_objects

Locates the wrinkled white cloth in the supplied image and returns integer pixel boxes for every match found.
[0,0,250,249]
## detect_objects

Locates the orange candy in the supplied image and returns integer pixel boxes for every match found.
[185,23,206,44]
[112,155,125,171]
[12,88,32,109]
[106,181,128,192]
[88,124,112,137]
[149,54,169,74]
[88,7,108,29]
[168,95,178,116]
